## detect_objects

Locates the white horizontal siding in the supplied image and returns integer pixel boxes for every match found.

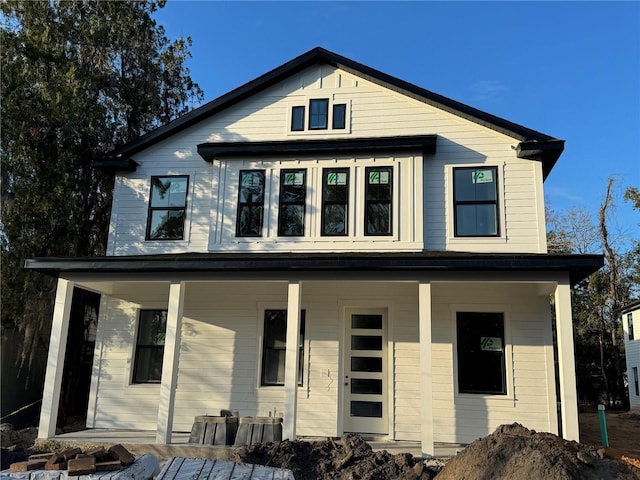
[106,64,546,256]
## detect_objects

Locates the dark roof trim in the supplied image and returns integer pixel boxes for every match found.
[197,135,437,161]
[516,140,565,179]
[619,299,640,315]
[104,47,562,172]
[95,158,139,173]
[25,252,603,286]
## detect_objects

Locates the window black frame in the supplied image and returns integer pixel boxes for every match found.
[277,169,307,237]
[236,170,266,237]
[132,309,167,384]
[291,105,305,131]
[634,367,639,397]
[364,166,393,236]
[332,103,347,129]
[321,168,350,236]
[146,175,189,241]
[309,99,329,130]
[456,312,507,395]
[453,166,500,237]
[629,313,634,340]
[261,309,306,387]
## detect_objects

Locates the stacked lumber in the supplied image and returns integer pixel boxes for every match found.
[9,444,135,475]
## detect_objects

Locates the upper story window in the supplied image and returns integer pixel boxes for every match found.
[309,99,329,130]
[278,169,307,236]
[236,170,266,237]
[132,310,167,384]
[291,106,305,131]
[456,312,506,395]
[322,168,349,236]
[146,176,188,240]
[332,104,346,129]
[629,313,635,340]
[453,167,499,237]
[365,167,393,236]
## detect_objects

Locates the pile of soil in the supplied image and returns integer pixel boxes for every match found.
[1,423,38,470]
[233,433,442,479]
[436,423,640,480]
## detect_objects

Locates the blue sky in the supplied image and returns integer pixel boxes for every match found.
[154,1,639,250]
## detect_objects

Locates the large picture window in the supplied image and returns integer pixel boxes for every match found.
[278,169,307,236]
[146,176,188,240]
[456,312,506,395]
[237,170,266,237]
[322,168,349,236]
[132,310,167,384]
[365,166,393,236]
[453,167,499,237]
[261,310,306,386]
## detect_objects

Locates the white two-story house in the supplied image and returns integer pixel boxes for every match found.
[622,300,640,412]
[28,47,603,455]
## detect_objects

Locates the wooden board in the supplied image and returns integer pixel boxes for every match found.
[156,457,294,480]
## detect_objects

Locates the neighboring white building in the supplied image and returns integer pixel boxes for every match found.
[621,300,640,412]
[27,47,603,455]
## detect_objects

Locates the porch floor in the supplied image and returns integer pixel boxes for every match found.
[50,429,464,459]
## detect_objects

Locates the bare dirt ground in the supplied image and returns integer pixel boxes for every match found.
[579,410,640,459]
[3,415,640,479]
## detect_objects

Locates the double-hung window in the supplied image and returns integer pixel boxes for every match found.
[309,99,329,130]
[237,170,266,237]
[261,310,306,386]
[322,168,349,236]
[132,310,167,384]
[278,169,306,236]
[365,167,393,236]
[146,176,188,240]
[453,167,499,237]
[456,312,506,395]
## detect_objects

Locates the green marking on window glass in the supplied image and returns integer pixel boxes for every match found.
[328,172,337,185]
[369,171,380,184]
[472,170,493,184]
[337,173,347,185]
[379,171,389,184]
[169,180,186,193]
[480,336,502,351]
[285,172,304,185]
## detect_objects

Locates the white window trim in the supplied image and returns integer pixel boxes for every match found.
[446,164,507,243]
[451,303,514,405]
[286,98,352,136]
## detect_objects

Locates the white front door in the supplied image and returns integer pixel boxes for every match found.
[343,308,388,435]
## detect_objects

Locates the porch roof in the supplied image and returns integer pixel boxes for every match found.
[26,251,603,286]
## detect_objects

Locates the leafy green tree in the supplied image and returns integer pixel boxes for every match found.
[1,0,203,424]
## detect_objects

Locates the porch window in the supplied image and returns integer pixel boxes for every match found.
[322,168,349,236]
[278,169,307,236]
[237,170,266,237]
[132,310,167,384]
[146,176,188,240]
[456,312,506,395]
[628,313,634,340]
[261,310,306,386]
[453,166,499,237]
[365,166,393,236]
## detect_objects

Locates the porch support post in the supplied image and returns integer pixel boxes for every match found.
[283,280,301,441]
[554,276,579,441]
[418,281,434,456]
[156,281,185,444]
[38,278,75,439]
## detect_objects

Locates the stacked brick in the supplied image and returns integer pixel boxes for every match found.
[9,444,135,475]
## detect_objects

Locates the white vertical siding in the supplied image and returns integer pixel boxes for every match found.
[106,65,547,256]
[624,307,640,411]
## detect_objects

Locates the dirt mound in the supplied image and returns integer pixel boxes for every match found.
[1,424,38,470]
[435,423,640,480]
[233,433,441,479]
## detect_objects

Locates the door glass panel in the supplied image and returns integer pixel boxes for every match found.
[351,335,382,351]
[351,401,382,418]
[351,314,383,330]
[351,356,382,372]
[351,379,382,395]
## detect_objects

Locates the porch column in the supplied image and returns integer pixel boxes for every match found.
[38,278,75,439]
[554,276,579,441]
[283,280,301,440]
[418,281,434,456]
[156,281,185,444]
